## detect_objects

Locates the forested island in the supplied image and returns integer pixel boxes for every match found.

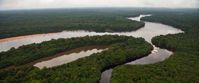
[0,35,152,83]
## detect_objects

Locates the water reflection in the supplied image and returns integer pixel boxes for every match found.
[34,47,106,69]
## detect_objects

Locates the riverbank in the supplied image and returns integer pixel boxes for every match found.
[0,32,59,43]
[0,35,134,69]
[111,11,199,83]
[0,9,144,39]
[0,45,107,71]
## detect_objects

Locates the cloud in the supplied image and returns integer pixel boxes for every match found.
[0,0,199,10]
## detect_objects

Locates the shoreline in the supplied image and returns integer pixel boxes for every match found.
[0,45,108,71]
[0,32,60,43]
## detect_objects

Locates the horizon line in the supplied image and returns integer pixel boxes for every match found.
[1,7,199,11]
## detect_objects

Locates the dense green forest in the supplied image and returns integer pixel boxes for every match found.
[0,8,146,39]
[111,9,199,83]
[0,35,152,83]
[1,8,193,39]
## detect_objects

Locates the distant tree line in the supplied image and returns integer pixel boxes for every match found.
[0,9,144,39]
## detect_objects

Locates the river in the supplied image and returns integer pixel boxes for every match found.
[99,15,183,83]
[0,14,183,83]
[34,46,107,69]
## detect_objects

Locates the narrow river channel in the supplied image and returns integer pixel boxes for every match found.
[0,14,183,83]
[99,15,183,83]
[34,47,107,69]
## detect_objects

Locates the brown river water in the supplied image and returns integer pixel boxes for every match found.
[34,46,108,69]
[0,14,183,83]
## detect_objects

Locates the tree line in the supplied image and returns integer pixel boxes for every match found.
[0,9,144,39]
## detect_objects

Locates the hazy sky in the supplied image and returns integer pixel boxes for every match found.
[0,0,199,10]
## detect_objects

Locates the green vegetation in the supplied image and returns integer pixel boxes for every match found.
[111,9,199,83]
[0,35,139,69]
[0,35,152,83]
[0,9,145,39]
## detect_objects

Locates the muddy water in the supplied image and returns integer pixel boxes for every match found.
[34,46,107,69]
[0,14,183,83]
[0,31,106,52]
